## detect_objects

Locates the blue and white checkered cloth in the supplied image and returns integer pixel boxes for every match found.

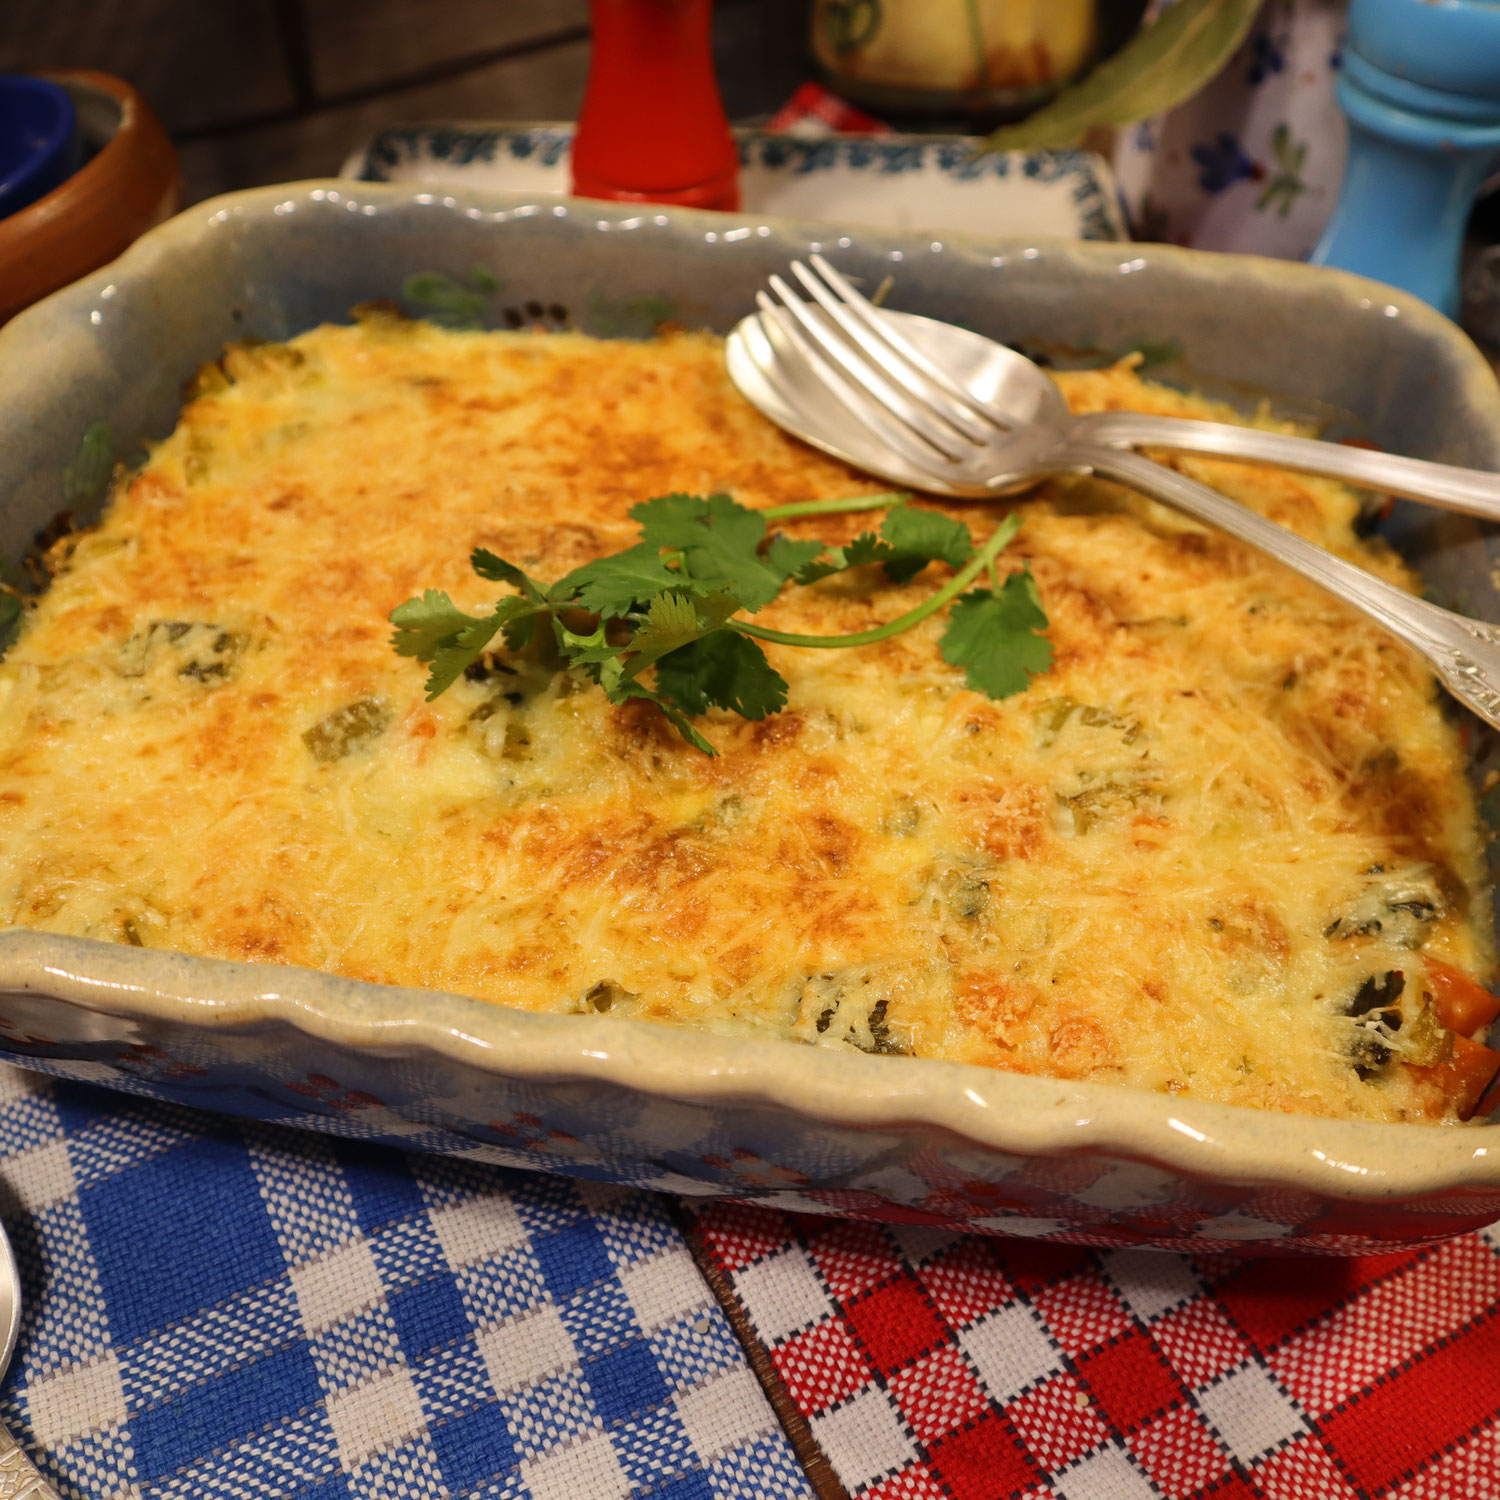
[0,1064,812,1499]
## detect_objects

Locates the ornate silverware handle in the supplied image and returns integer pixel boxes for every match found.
[1074,445,1500,730]
[1075,409,1500,523]
[0,1426,61,1499]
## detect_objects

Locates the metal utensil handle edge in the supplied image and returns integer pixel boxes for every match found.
[1075,444,1500,730]
[0,1425,62,1499]
[1075,409,1500,523]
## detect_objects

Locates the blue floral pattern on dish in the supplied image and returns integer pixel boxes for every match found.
[1112,0,1348,260]
[1190,132,1259,194]
[350,124,1125,243]
[1248,31,1287,86]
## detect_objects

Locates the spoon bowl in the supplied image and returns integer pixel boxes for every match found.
[727,304,1074,495]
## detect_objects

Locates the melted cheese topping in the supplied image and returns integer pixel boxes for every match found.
[0,318,1490,1123]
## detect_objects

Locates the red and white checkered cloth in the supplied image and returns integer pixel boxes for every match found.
[692,1203,1500,1499]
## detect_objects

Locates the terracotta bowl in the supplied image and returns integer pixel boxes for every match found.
[0,70,178,325]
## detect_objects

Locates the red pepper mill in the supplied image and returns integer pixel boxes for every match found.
[571,0,741,212]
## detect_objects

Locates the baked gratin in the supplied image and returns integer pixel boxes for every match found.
[2,314,1495,1125]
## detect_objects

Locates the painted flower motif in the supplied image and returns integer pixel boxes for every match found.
[114,1042,207,1081]
[1248,31,1286,86]
[486,1111,580,1151]
[1256,122,1309,218]
[916,1181,1041,1220]
[1189,132,1258,194]
[0,1016,57,1051]
[286,1072,384,1110]
[699,1147,809,1188]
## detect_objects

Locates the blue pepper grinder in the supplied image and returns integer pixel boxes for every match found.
[1311,0,1500,318]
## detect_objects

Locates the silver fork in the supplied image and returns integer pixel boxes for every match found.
[727,257,1500,732]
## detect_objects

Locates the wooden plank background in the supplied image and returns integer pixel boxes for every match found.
[0,0,812,203]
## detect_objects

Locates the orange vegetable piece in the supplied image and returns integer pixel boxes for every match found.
[1423,960,1500,1036]
[1409,1035,1500,1121]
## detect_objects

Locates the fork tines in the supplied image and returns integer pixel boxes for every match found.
[754,255,1009,467]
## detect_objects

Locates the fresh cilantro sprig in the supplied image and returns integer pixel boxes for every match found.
[389,491,1052,755]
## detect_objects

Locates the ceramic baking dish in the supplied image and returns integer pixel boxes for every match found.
[3,182,1500,1255]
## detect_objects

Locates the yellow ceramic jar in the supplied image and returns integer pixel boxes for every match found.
[812,0,1098,119]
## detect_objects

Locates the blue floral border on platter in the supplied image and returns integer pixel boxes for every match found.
[354,124,1126,243]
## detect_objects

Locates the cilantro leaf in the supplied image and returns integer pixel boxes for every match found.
[765,534,826,583]
[626,590,742,672]
[395,489,1050,756]
[422,615,501,698]
[549,542,684,615]
[629,492,731,537]
[389,590,492,659]
[501,609,540,652]
[878,504,974,583]
[425,644,492,697]
[791,510,974,587]
[552,591,747,724]
[940,567,1053,698]
[553,616,620,666]
[628,590,707,656]
[631,493,789,609]
[471,548,547,602]
[842,531,899,568]
[390,591,547,697]
[794,531,895,585]
[425,599,545,698]
[468,550,550,646]
[609,679,719,756]
[655,632,788,720]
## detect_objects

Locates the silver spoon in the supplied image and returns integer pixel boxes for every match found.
[734,253,1500,518]
[0,1223,61,1497]
[726,257,1500,732]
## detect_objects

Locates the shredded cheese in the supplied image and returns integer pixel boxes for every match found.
[0,318,1490,1123]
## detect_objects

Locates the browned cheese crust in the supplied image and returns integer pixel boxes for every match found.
[0,318,1490,1122]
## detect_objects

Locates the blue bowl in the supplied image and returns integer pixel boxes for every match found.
[0,75,77,220]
